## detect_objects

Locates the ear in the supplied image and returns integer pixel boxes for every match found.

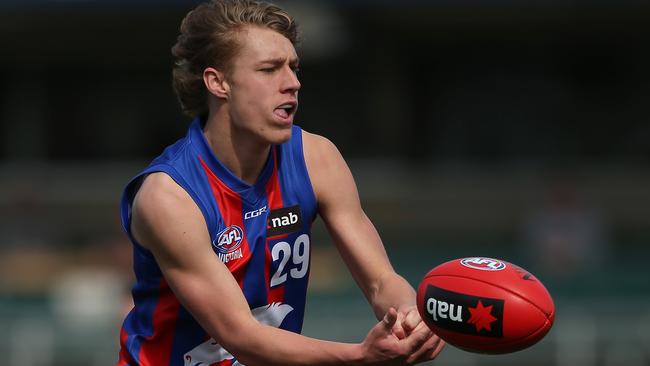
[203,67,230,99]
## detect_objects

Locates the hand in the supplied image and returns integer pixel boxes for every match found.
[392,305,421,339]
[360,307,432,365]
[392,305,446,364]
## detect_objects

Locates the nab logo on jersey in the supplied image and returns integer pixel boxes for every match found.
[214,225,244,264]
[267,205,302,237]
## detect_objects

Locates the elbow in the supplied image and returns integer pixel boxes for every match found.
[196,315,261,366]
[216,320,269,366]
[221,322,300,366]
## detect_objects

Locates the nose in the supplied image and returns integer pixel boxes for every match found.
[281,66,301,94]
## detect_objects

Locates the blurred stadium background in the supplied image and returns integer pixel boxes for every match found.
[1,0,650,365]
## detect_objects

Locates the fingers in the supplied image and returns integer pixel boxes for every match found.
[406,331,446,364]
[370,308,445,364]
[402,321,432,353]
[393,305,422,340]
[432,338,446,357]
[401,307,421,334]
[422,336,445,362]
[383,307,398,330]
[391,311,407,339]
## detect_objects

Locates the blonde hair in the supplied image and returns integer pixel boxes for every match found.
[171,0,299,118]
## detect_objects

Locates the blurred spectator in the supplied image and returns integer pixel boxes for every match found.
[522,176,610,279]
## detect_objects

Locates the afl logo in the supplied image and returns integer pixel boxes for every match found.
[460,257,506,271]
[214,225,243,254]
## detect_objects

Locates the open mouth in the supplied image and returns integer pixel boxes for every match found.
[274,103,297,120]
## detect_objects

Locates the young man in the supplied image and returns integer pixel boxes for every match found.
[117,1,444,365]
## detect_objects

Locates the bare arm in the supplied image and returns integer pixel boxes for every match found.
[303,131,445,362]
[303,132,416,318]
[130,172,426,366]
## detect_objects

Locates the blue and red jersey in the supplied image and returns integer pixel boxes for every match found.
[117,118,317,366]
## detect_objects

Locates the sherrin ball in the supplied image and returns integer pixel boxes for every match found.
[416,257,555,354]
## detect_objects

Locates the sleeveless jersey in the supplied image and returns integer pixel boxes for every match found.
[116,119,317,366]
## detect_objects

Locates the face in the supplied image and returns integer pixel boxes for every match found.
[223,26,301,145]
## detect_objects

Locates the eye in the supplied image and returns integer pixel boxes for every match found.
[260,67,275,73]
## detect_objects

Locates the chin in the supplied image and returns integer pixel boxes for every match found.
[254,124,292,145]
[269,128,293,144]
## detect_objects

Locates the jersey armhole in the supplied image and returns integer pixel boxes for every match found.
[120,165,216,252]
[295,128,318,221]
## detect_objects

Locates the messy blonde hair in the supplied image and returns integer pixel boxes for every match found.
[171,0,299,118]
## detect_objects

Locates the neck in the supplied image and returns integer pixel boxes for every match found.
[202,110,270,186]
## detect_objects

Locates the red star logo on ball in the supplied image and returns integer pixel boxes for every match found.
[468,300,498,332]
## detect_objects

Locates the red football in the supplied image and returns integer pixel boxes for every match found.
[416,257,555,354]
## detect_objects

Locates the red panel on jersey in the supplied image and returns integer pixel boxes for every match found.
[137,279,180,366]
[200,157,252,287]
[117,327,134,366]
[265,147,286,303]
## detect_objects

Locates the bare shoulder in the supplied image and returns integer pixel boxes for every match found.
[301,130,351,180]
[131,172,204,250]
[302,130,343,185]
[301,130,356,207]
[301,129,341,165]
[133,172,194,217]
